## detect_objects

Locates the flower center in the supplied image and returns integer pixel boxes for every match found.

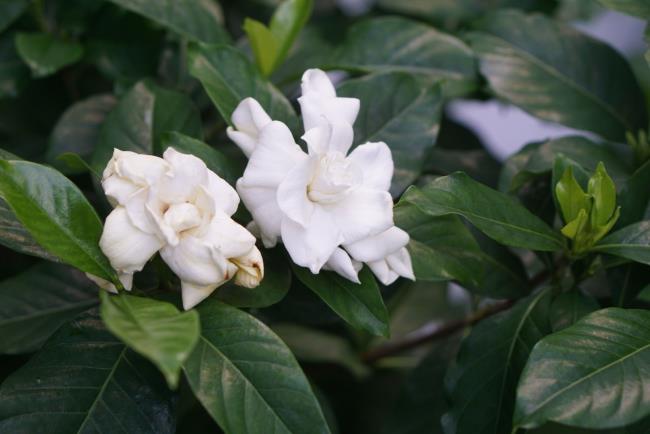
[307,152,361,204]
[163,203,202,235]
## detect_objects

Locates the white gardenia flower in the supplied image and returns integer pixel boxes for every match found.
[95,147,264,310]
[228,68,414,285]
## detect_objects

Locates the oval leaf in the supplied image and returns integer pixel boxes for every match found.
[514,308,650,429]
[15,32,83,78]
[549,291,599,332]
[594,221,650,265]
[183,299,331,434]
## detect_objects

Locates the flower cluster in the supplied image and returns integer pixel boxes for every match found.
[227,69,414,285]
[94,147,263,309]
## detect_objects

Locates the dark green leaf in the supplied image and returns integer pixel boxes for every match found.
[161,131,237,185]
[47,94,117,175]
[0,32,29,98]
[0,312,176,433]
[334,17,476,95]
[15,32,83,78]
[106,0,228,43]
[0,0,28,33]
[514,308,650,429]
[91,80,202,174]
[400,173,565,251]
[0,197,56,261]
[268,0,313,72]
[469,10,646,141]
[183,299,330,434]
[0,262,98,354]
[594,221,650,265]
[244,18,278,77]
[338,73,443,195]
[0,160,116,281]
[597,0,650,18]
[618,160,650,227]
[215,249,291,308]
[444,288,552,434]
[549,291,599,332]
[100,292,200,389]
[292,264,390,337]
[188,43,298,130]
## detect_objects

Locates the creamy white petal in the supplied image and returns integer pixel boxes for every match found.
[111,149,170,186]
[299,69,360,131]
[301,69,337,98]
[232,246,264,288]
[227,98,272,157]
[205,211,258,259]
[331,187,394,244]
[301,122,354,155]
[99,207,164,275]
[344,226,409,263]
[347,141,393,191]
[366,259,399,286]
[323,247,361,283]
[276,157,316,226]
[206,171,239,216]
[160,147,208,203]
[102,176,140,207]
[226,129,257,158]
[181,281,221,310]
[237,180,283,247]
[280,208,343,274]
[367,247,415,285]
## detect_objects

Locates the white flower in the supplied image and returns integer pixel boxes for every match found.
[226,98,272,158]
[97,147,264,309]
[229,69,414,285]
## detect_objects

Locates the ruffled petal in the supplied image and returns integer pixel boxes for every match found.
[299,69,360,131]
[160,147,208,203]
[99,206,164,275]
[331,187,394,244]
[280,208,343,274]
[232,246,264,288]
[301,122,354,155]
[323,247,362,283]
[206,171,240,216]
[109,149,170,187]
[227,97,272,157]
[276,156,316,226]
[346,141,393,191]
[344,226,409,262]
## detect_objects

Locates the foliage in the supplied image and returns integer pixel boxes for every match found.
[0,0,649,433]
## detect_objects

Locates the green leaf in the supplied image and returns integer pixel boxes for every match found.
[555,166,590,224]
[500,137,632,193]
[469,10,646,141]
[0,312,176,433]
[161,131,237,185]
[0,32,29,98]
[0,160,116,281]
[106,0,229,43]
[15,32,83,78]
[188,43,298,130]
[549,291,599,332]
[244,18,279,77]
[597,0,650,18]
[618,160,650,227]
[400,173,565,251]
[0,0,28,33]
[514,308,650,430]
[337,73,443,195]
[0,197,57,261]
[183,299,331,434]
[594,221,650,265]
[444,288,552,434]
[91,80,202,174]
[100,292,200,389]
[215,248,291,308]
[268,0,312,72]
[46,94,117,175]
[334,17,476,95]
[588,162,617,227]
[291,264,390,337]
[0,262,98,354]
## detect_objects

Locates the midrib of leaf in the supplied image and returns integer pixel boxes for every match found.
[0,299,98,327]
[330,275,386,333]
[76,346,127,433]
[362,88,431,143]
[516,335,650,427]
[482,33,630,130]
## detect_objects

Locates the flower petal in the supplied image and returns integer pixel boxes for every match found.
[332,187,394,244]
[347,141,393,191]
[232,246,264,288]
[280,208,343,273]
[180,281,221,310]
[109,149,170,187]
[301,122,354,155]
[367,247,415,285]
[366,259,398,286]
[276,156,316,227]
[236,181,283,247]
[99,206,164,275]
[323,247,362,283]
[299,69,360,131]
[301,69,337,98]
[227,97,272,157]
[206,171,240,216]
[344,226,409,262]
[161,147,208,203]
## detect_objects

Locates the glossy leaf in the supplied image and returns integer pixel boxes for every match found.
[549,291,599,332]
[514,308,650,429]
[469,10,646,141]
[0,160,116,281]
[338,73,443,195]
[444,289,552,434]
[0,262,98,354]
[188,43,298,130]
[618,160,650,227]
[334,17,476,94]
[555,166,590,224]
[100,292,200,389]
[183,299,331,434]
[47,94,117,174]
[15,32,83,78]
[244,18,278,77]
[91,80,202,173]
[0,32,29,98]
[0,0,28,33]
[0,312,176,433]
[106,0,228,43]
[400,173,565,251]
[0,198,57,261]
[292,264,390,337]
[594,221,650,265]
[268,0,313,70]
